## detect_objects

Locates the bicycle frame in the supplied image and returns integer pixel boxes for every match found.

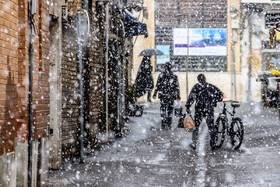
[218,102,236,134]
[216,100,243,149]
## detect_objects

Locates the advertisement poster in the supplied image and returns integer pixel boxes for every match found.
[156,45,170,64]
[173,28,227,56]
[173,28,188,56]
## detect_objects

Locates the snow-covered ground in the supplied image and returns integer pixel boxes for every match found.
[49,102,280,187]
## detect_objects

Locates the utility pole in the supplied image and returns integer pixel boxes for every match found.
[186,0,190,99]
[77,12,84,163]
[248,12,252,102]
[231,36,236,100]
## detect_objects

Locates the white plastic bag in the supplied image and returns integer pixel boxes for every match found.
[173,101,181,109]
[184,113,195,130]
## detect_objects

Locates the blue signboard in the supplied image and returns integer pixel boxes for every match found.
[156,45,170,64]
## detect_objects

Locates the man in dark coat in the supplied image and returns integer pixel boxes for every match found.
[153,62,180,129]
[135,56,154,102]
[186,74,223,150]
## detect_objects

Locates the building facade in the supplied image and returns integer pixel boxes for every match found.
[134,0,280,102]
[0,0,50,186]
[228,0,280,102]
[1,0,142,186]
[49,0,136,169]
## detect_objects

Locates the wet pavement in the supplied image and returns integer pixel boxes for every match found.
[48,102,280,187]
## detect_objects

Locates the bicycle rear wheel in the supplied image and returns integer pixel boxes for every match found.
[215,116,226,148]
[230,118,244,150]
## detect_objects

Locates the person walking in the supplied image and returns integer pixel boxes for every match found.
[135,56,154,102]
[186,74,223,150]
[153,62,180,129]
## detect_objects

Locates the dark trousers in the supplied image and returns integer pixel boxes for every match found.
[147,91,152,102]
[160,100,174,129]
[192,108,217,148]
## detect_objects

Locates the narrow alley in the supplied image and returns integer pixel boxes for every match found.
[49,102,280,187]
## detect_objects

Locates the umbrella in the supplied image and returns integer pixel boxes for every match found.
[138,48,164,56]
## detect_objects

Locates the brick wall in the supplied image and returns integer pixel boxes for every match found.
[0,0,19,155]
[155,0,227,72]
[35,1,50,139]
[17,0,29,145]
[18,0,50,141]
[89,1,104,142]
[0,0,50,156]
[155,0,227,28]
[60,0,105,154]
[61,22,80,157]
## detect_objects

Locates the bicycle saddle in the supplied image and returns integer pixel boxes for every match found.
[231,102,240,108]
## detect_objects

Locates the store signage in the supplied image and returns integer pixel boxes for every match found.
[265,13,280,28]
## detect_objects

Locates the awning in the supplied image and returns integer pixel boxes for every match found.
[124,12,148,37]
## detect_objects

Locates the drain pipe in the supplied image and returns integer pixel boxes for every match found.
[27,0,36,186]
[77,0,89,163]
[105,2,109,139]
[83,0,88,10]
[77,12,84,163]
[118,19,126,137]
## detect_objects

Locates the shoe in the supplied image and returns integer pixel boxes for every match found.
[211,145,217,151]
[189,143,196,150]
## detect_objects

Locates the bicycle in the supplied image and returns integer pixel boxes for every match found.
[215,100,244,150]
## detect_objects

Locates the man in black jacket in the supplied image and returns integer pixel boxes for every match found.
[186,74,223,150]
[153,62,180,129]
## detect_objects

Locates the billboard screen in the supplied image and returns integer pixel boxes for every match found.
[173,28,189,56]
[173,28,227,56]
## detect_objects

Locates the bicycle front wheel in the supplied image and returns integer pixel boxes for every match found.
[215,116,226,148]
[230,118,244,150]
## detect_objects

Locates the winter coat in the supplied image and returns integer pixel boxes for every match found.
[153,69,180,102]
[135,56,154,98]
[186,82,223,112]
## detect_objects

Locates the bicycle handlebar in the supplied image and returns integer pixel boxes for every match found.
[220,99,239,103]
